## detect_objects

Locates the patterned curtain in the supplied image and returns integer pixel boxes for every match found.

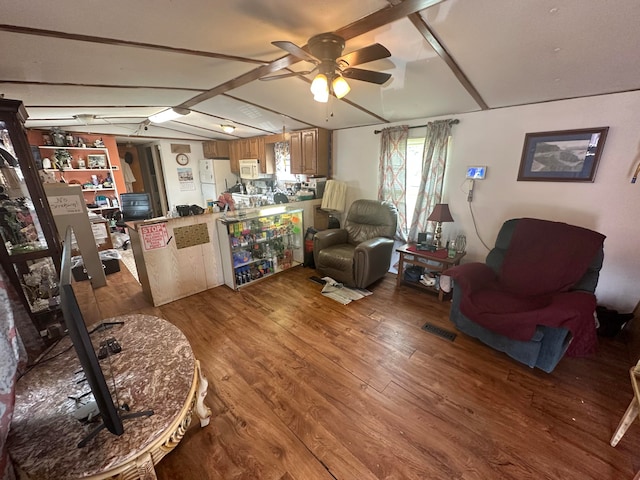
[378,125,409,241]
[408,120,452,242]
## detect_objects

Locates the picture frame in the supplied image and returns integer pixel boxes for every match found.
[87,154,107,169]
[517,127,608,182]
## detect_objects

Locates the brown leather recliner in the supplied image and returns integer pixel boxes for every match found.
[313,199,398,289]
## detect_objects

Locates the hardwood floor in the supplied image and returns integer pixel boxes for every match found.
[86,264,640,479]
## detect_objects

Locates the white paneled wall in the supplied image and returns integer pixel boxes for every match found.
[333,90,640,311]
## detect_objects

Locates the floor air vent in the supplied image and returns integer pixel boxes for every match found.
[422,322,457,342]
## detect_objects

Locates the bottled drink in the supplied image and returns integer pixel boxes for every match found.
[455,234,466,253]
[447,239,457,258]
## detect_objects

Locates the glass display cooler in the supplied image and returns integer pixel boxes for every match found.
[0,99,62,335]
[217,207,304,290]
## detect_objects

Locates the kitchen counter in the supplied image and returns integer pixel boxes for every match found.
[129,199,322,305]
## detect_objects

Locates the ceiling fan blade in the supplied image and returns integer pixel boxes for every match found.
[338,43,391,67]
[260,70,315,81]
[272,41,319,64]
[342,68,392,85]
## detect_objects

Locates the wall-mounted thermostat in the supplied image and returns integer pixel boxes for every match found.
[466,166,487,179]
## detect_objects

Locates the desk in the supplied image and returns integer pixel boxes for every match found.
[8,314,211,479]
[396,244,465,301]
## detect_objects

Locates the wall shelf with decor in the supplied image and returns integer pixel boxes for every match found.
[38,145,120,212]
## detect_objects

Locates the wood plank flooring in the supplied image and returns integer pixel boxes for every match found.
[84,264,640,479]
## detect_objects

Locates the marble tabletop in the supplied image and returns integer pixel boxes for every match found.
[8,314,195,479]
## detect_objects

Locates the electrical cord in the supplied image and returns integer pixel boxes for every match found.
[17,336,71,380]
[468,201,491,251]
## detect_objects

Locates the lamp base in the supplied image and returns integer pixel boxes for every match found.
[433,222,443,249]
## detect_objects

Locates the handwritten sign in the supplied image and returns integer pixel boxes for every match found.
[48,195,84,216]
[140,223,169,251]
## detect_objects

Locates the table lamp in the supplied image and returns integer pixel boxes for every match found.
[427,203,453,249]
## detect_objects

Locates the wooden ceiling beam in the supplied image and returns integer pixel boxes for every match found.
[0,24,267,65]
[335,0,446,40]
[406,13,489,110]
[384,0,488,110]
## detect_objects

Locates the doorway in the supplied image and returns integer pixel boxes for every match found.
[139,144,168,217]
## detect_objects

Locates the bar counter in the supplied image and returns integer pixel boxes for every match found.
[128,199,322,306]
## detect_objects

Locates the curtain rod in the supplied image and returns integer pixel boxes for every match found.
[373,118,459,134]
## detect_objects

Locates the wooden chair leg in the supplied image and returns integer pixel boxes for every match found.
[611,398,638,447]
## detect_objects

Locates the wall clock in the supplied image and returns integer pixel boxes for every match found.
[176,153,189,166]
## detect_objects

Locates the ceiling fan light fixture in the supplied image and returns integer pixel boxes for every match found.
[221,124,235,134]
[313,90,329,103]
[332,76,350,99]
[310,74,329,97]
[148,107,191,123]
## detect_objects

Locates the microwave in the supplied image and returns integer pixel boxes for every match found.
[239,158,265,180]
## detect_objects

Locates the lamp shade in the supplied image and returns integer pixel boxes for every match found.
[427,203,454,223]
[310,74,328,96]
[332,76,350,99]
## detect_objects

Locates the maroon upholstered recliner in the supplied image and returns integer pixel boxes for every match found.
[444,218,605,372]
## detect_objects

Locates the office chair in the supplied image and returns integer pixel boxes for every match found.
[115,192,153,249]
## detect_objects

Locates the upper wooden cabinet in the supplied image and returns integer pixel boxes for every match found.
[202,140,229,159]
[238,138,265,164]
[228,141,241,173]
[290,128,329,176]
[229,137,267,173]
[227,128,329,176]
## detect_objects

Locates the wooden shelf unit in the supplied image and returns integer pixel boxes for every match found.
[38,145,120,212]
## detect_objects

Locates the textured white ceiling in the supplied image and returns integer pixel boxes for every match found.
[1,0,639,143]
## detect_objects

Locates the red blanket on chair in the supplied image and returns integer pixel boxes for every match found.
[446,218,605,356]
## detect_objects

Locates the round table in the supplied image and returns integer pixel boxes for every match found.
[8,314,211,479]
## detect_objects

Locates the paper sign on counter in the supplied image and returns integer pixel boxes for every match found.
[140,222,170,250]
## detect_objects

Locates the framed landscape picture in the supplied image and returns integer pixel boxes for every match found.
[517,127,608,182]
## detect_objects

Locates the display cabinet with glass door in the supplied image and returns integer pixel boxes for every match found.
[0,99,62,336]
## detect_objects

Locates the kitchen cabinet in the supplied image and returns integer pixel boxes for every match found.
[290,128,330,176]
[0,99,62,335]
[202,140,229,159]
[38,144,119,214]
[235,137,265,163]
[217,207,304,290]
[229,140,241,173]
[230,137,269,174]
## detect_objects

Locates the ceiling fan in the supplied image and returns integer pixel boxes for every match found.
[264,33,392,102]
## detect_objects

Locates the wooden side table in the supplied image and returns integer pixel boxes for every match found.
[8,314,211,479]
[396,243,465,301]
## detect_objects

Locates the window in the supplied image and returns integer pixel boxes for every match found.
[404,137,424,229]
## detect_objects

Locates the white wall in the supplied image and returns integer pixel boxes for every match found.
[156,140,237,212]
[333,90,640,312]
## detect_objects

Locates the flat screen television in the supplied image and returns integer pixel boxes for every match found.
[59,225,124,442]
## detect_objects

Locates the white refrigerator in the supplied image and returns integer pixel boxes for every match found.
[199,159,236,206]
